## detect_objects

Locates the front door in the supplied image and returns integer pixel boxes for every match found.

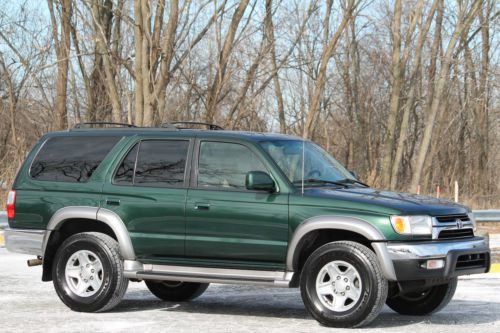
[101,138,192,260]
[185,140,289,269]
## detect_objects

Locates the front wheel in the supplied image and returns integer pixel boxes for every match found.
[386,278,457,315]
[300,241,388,328]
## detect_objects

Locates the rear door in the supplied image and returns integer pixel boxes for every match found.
[185,139,289,269]
[101,137,193,260]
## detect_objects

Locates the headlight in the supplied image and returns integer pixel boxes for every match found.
[390,215,432,236]
[467,212,477,231]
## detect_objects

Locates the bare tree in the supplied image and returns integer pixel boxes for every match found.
[204,0,250,123]
[89,0,123,123]
[47,0,72,130]
[302,0,357,139]
[389,0,439,189]
[411,0,482,190]
[0,0,498,209]
[134,0,179,126]
[265,0,286,133]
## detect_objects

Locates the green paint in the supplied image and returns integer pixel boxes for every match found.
[10,128,470,270]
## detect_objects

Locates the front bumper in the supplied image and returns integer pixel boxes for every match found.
[5,228,47,256]
[385,237,490,281]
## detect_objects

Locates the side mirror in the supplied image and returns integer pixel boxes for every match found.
[246,171,276,192]
[349,170,359,179]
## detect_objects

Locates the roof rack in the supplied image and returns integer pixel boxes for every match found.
[161,121,224,131]
[72,122,137,129]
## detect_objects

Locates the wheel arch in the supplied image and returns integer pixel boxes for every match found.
[41,206,135,281]
[286,216,396,281]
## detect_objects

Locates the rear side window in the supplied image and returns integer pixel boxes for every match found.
[114,140,189,187]
[30,136,121,182]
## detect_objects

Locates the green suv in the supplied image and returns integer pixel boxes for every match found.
[5,122,490,327]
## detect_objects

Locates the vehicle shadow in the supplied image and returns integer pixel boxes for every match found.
[112,285,500,327]
[372,298,500,328]
[114,286,309,319]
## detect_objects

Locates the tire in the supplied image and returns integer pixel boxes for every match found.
[52,232,129,312]
[386,278,457,316]
[300,241,388,328]
[145,280,209,301]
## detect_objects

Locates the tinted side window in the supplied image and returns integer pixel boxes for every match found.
[134,140,189,187]
[197,142,268,190]
[30,136,121,182]
[114,144,138,185]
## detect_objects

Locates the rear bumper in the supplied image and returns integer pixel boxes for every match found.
[386,237,490,281]
[5,228,47,256]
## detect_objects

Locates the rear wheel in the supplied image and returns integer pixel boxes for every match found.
[145,280,209,301]
[52,232,128,312]
[300,241,388,328]
[386,278,457,315]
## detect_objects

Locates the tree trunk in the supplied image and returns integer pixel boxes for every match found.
[90,0,123,123]
[476,1,490,193]
[302,0,356,139]
[134,0,178,126]
[154,0,179,125]
[379,0,402,188]
[133,0,144,125]
[71,25,95,122]
[390,0,438,189]
[204,0,250,123]
[48,0,72,130]
[69,64,81,124]
[410,1,481,190]
[265,0,286,133]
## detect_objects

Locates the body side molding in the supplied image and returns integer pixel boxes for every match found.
[44,206,136,260]
[286,215,397,280]
[123,261,294,287]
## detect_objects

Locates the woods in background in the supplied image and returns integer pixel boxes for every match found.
[0,0,498,207]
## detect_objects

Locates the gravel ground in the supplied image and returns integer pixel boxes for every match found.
[0,248,499,333]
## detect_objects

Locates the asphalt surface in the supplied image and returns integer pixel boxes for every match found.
[0,249,499,332]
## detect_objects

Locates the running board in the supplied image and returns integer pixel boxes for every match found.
[123,260,294,287]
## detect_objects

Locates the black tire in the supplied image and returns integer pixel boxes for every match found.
[52,232,129,312]
[300,241,388,328]
[145,280,209,301]
[386,278,457,316]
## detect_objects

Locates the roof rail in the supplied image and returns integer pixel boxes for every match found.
[161,121,224,131]
[72,122,137,129]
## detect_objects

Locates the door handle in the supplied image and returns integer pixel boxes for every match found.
[194,203,210,210]
[106,199,121,206]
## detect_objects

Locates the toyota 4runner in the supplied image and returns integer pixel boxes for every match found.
[5,122,490,327]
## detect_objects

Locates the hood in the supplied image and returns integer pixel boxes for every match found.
[302,186,469,216]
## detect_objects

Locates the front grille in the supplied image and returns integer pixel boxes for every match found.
[456,253,488,270]
[438,228,474,239]
[435,214,470,223]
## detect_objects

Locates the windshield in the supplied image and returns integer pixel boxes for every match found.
[259,140,355,185]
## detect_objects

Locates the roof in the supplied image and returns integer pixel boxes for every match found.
[45,128,302,143]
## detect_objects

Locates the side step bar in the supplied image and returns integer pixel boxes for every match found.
[123,261,294,287]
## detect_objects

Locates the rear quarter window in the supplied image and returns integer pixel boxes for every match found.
[30,136,121,182]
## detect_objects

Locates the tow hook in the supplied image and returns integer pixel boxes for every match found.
[27,256,43,267]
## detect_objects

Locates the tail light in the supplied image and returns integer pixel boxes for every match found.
[6,190,16,219]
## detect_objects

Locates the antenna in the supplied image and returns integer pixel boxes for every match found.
[301,139,305,195]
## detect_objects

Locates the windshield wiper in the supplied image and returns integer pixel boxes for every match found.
[337,178,369,187]
[293,178,348,188]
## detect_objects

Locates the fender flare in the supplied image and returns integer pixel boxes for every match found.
[43,206,136,260]
[286,215,397,281]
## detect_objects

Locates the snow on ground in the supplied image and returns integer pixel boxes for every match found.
[0,248,499,332]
